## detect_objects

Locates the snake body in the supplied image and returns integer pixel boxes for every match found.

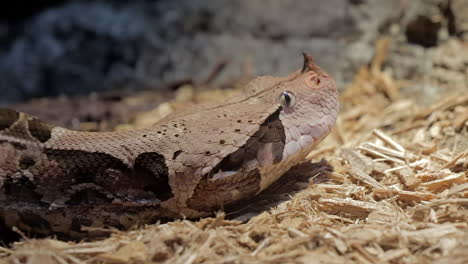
[0,54,338,238]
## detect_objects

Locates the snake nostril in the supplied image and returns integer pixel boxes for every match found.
[312,76,320,85]
[305,75,321,89]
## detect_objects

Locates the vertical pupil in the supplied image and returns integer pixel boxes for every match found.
[284,93,291,105]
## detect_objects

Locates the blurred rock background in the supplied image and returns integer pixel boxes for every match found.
[0,0,466,105]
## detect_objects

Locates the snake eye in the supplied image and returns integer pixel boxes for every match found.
[279,91,296,108]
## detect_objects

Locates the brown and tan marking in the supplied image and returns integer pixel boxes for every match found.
[0,53,339,238]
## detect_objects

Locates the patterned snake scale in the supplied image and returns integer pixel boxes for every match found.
[0,53,339,239]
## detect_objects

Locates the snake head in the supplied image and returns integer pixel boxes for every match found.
[180,53,339,213]
[249,52,339,189]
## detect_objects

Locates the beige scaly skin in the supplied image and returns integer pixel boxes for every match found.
[0,54,339,239]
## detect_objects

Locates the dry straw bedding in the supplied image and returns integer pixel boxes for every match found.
[1,38,467,263]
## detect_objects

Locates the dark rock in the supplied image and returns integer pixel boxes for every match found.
[0,0,365,105]
[0,1,161,104]
[1,0,460,106]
